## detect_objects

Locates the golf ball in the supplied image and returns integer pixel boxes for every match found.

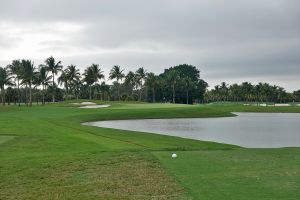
[172,153,177,158]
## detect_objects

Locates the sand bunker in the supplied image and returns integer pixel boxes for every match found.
[72,102,96,105]
[79,105,110,109]
[274,104,291,107]
[243,103,295,107]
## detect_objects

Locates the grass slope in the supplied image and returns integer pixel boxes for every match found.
[0,101,299,199]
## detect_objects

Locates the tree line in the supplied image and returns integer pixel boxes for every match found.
[205,82,300,103]
[1,56,299,106]
[0,57,208,106]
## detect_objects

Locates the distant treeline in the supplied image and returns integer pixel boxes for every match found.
[0,57,207,105]
[205,82,300,103]
[0,57,299,106]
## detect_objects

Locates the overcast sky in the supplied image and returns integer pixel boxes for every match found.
[0,0,299,91]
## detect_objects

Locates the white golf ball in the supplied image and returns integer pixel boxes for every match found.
[172,153,177,158]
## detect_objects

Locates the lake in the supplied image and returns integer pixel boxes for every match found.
[83,113,300,148]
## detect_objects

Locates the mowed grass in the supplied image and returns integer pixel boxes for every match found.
[0,136,16,144]
[154,149,300,200]
[0,101,300,199]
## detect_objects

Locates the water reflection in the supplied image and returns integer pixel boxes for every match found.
[83,113,300,148]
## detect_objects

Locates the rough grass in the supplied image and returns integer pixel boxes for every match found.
[1,152,191,200]
[0,101,300,199]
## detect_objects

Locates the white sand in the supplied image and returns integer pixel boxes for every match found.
[241,103,298,107]
[274,104,291,107]
[79,105,110,109]
[72,102,96,105]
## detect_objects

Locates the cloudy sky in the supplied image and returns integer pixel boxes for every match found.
[0,0,299,91]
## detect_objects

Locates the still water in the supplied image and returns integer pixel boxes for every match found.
[83,113,300,148]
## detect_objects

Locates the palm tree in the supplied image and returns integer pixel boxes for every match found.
[145,72,158,103]
[83,67,94,100]
[91,64,105,84]
[8,60,22,106]
[125,71,136,98]
[109,65,125,100]
[166,70,179,103]
[66,65,80,84]
[83,64,105,100]
[135,67,147,101]
[21,60,37,106]
[0,67,14,105]
[58,65,81,100]
[100,81,110,101]
[70,77,82,100]
[44,56,62,102]
[37,65,52,105]
[90,64,104,100]
[184,77,193,104]
[58,69,69,99]
[66,65,81,100]
[220,82,228,102]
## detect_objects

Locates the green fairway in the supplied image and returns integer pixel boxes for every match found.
[0,102,300,199]
[0,136,16,145]
[153,149,300,200]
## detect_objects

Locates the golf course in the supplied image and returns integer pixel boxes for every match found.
[1,102,300,199]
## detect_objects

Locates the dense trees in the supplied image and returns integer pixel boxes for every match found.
[135,67,147,101]
[83,64,105,100]
[21,60,38,106]
[294,90,300,101]
[157,64,208,104]
[0,57,299,106]
[125,71,136,99]
[8,60,22,106]
[145,73,158,102]
[205,82,296,103]
[166,70,180,103]
[0,67,14,105]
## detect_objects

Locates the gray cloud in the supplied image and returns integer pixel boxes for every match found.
[0,0,299,91]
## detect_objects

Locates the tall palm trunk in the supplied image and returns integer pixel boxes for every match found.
[172,84,175,103]
[76,87,79,100]
[139,85,142,101]
[65,82,68,100]
[152,87,155,103]
[52,72,55,102]
[89,85,92,100]
[139,80,143,101]
[131,85,135,98]
[117,80,120,101]
[1,88,5,106]
[186,90,189,104]
[25,85,28,106]
[17,79,20,106]
[29,83,32,107]
[139,91,141,101]
[42,84,45,105]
